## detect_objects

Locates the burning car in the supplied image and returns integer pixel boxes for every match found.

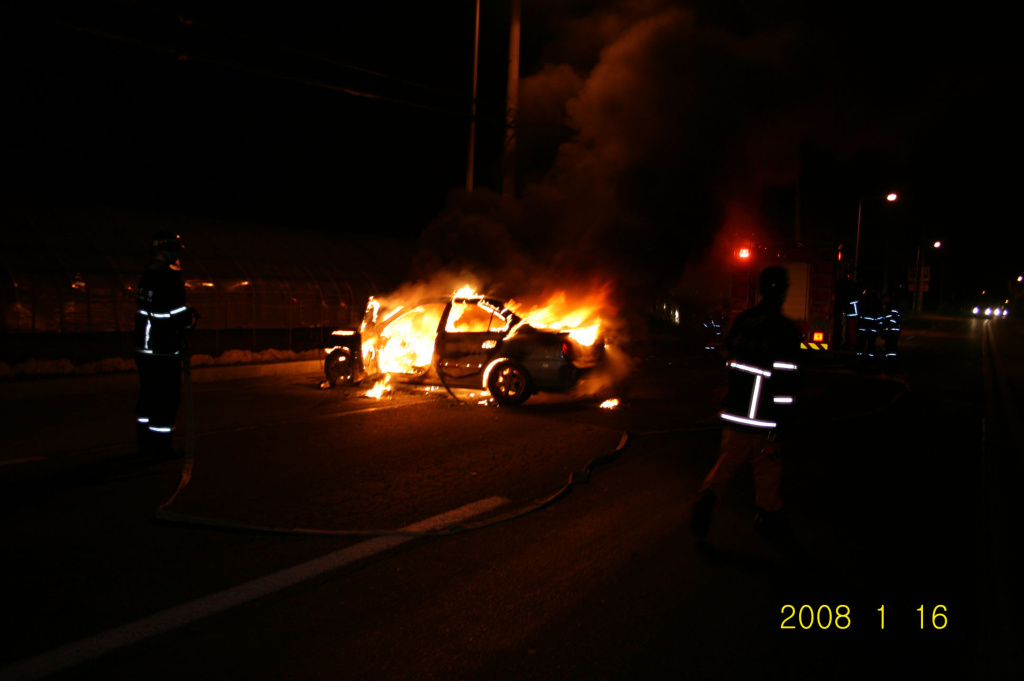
[322,288,606,406]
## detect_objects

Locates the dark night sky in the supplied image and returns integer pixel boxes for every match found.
[3,0,1020,304]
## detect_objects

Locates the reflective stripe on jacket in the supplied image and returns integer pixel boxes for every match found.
[720,360,797,429]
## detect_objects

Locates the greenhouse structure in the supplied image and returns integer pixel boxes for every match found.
[1,202,417,372]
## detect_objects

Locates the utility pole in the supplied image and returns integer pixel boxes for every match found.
[914,237,938,314]
[854,192,898,284]
[794,177,801,242]
[501,0,520,199]
[465,0,480,192]
[914,243,925,313]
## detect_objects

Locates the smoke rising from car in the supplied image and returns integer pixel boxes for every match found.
[417,1,927,301]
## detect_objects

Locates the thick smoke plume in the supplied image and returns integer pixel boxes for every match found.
[412,0,925,336]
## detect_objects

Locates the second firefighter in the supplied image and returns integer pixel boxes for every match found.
[691,265,802,539]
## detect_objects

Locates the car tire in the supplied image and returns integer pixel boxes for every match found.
[325,347,355,386]
[486,359,532,406]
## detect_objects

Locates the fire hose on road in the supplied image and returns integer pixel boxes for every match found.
[153,428,637,537]
[154,415,732,538]
[154,365,910,537]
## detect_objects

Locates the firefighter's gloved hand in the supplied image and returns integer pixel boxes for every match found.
[185,308,200,330]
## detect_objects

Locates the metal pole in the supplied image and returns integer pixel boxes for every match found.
[465,0,480,192]
[915,242,925,313]
[917,231,933,313]
[502,0,520,199]
[854,199,863,282]
[794,177,801,242]
[882,227,890,295]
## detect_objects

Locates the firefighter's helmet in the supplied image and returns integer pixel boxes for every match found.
[150,231,183,256]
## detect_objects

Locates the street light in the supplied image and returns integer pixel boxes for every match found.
[854,192,898,282]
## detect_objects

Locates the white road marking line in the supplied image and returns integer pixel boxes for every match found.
[0,495,509,681]
[0,456,47,468]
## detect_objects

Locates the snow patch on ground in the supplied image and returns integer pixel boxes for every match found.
[0,349,322,379]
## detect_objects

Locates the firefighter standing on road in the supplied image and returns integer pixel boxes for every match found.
[691,266,802,539]
[134,232,197,458]
[856,290,885,359]
[880,294,901,360]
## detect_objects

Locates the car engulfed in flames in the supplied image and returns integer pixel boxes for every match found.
[323,287,607,406]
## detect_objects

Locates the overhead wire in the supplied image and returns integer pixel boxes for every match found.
[49,21,479,120]
[115,0,475,106]
[19,1,508,124]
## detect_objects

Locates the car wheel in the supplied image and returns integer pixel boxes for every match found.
[325,347,354,386]
[487,359,532,406]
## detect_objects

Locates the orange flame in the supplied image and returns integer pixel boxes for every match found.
[366,375,392,399]
[508,284,614,347]
[373,305,444,375]
[453,285,484,298]
[362,283,615,388]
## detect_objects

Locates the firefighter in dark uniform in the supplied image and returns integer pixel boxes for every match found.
[856,290,884,359]
[880,294,901,360]
[134,232,196,458]
[691,266,802,539]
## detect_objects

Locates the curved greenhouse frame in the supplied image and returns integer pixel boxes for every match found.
[1,203,417,366]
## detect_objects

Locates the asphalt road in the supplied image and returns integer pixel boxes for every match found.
[1,316,1020,680]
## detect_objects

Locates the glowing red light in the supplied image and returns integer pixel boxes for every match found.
[738,248,750,259]
[812,332,824,342]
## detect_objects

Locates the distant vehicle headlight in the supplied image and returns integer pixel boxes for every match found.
[973,306,980,315]
[985,307,993,316]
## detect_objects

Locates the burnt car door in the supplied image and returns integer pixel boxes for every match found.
[434,297,514,381]
[370,301,447,377]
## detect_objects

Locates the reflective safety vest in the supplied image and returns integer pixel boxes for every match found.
[720,360,798,430]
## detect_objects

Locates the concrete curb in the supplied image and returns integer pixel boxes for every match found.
[0,359,324,400]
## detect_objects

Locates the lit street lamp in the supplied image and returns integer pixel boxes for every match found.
[854,192,898,283]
